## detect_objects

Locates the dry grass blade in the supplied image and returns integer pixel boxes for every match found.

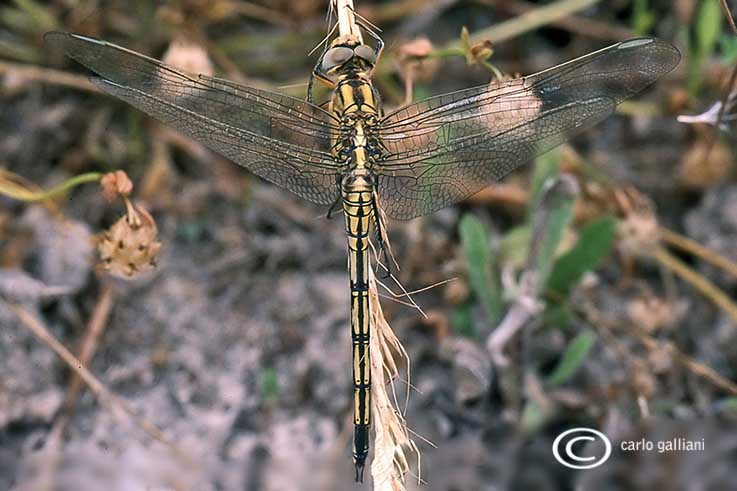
[61,283,115,415]
[719,0,737,35]
[659,227,737,279]
[7,302,191,464]
[651,246,737,326]
[442,0,601,50]
[368,269,419,491]
[0,60,97,92]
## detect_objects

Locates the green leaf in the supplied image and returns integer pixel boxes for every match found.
[258,368,280,399]
[529,149,561,214]
[716,397,737,414]
[497,224,530,269]
[546,330,596,386]
[689,0,724,93]
[547,215,617,295]
[696,0,722,57]
[526,151,574,286]
[532,190,575,287]
[520,400,549,433]
[632,0,656,35]
[459,214,502,323]
[451,304,478,339]
[541,304,574,331]
[720,34,737,62]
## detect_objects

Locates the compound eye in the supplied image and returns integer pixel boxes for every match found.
[322,46,353,71]
[354,45,377,64]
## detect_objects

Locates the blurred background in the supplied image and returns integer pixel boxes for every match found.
[1,0,737,490]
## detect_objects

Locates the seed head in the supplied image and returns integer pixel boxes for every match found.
[98,198,161,279]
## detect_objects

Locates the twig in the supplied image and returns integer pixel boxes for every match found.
[0,60,97,92]
[633,330,737,396]
[360,0,434,23]
[7,303,190,463]
[441,0,601,51]
[232,1,293,27]
[335,0,363,42]
[369,270,418,491]
[713,61,737,134]
[476,0,634,41]
[720,0,737,35]
[659,227,737,279]
[582,306,737,397]
[61,283,116,415]
[651,246,737,326]
[0,170,102,202]
[486,270,542,365]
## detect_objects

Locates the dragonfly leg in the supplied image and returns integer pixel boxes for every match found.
[326,195,342,219]
[371,198,392,279]
[355,17,384,77]
[308,50,336,104]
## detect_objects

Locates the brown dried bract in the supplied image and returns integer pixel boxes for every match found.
[677,139,734,189]
[162,36,214,76]
[460,26,493,66]
[98,198,161,279]
[395,37,439,83]
[100,171,133,202]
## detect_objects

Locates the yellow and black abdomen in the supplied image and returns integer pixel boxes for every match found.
[341,172,374,480]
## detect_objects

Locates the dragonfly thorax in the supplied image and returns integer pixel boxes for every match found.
[341,167,375,193]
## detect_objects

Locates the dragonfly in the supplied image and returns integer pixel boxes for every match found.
[45,25,679,482]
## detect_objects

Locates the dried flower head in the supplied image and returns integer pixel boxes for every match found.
[162,36,214,76]
[676,139,734,189]
[395,37,439,83]
[460,26,494,66]
[100,171,133,202]
[98,198,161,279]
[611,187,661,258]
[616,209,660,258]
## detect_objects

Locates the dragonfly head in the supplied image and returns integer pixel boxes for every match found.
[321,41,378,75]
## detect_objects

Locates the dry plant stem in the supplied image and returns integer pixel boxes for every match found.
[0,170,102,202]
[583,306,737,397]
[369,270,416,491]
[335,0,364,42]
[61,283,115,416]
[720,0,737,35]
[714,61,737,134]
[477,0,634,41]
[659,227,737,279]
[651,246,737,325]
[361,0,433,23]
[233,1,292,26]
[442,0,601,50]
[624,321,737,396]
[486,271,541,366]
[0,60,96,92]
[7,303,190,463]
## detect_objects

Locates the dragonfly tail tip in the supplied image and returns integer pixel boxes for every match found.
[354,458,366,483]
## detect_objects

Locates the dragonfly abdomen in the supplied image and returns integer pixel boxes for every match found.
[342,171,375,482]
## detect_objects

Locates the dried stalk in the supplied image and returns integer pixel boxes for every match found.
[7,303,190,464]
[651,246,737,326]
[369,270,418,491]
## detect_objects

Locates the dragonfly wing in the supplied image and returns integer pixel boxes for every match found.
[375,37,680,219]
[46,32,343,206]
